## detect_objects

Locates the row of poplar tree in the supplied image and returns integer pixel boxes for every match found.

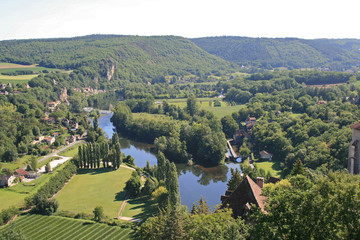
[77,133,122,169]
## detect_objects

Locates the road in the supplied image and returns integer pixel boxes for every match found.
[38,139,84,163]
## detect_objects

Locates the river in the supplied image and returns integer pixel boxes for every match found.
[97,111,241,210]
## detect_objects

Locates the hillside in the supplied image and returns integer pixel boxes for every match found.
[0,35,234,82]
[191,36,360,71]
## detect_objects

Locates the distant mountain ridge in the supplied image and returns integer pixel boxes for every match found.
[0,35,234,82]
[191,36,360,71]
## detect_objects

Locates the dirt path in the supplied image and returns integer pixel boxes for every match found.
[38,140,84,164]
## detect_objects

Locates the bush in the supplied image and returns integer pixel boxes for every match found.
[125,174,142,198]
[0,207,20,226]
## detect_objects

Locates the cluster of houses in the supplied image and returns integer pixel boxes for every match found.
[0,83,29,95]
[0,168,39,187]
[31,135,56,145]
[73,87,105,95]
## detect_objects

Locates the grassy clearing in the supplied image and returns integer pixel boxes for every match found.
[0,190,26,211]
[160,98,244,118]
[254,160,281,178]
[0,162,68,210]
[58,142,82,157]
[0,214,134,240]
[56,166,133,218]
[1,155,40,171]
[122,196,158,219]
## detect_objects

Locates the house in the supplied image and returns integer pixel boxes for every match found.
[15,168,29,177]
[47,101,60,111]
[25,172,39,179]
[0,175,16,187]
[233,129,250,145]
[36,136,44,141]
[316,100,327,105]
[67,135,76,143]
[220,176,266,218]
[43,137,55,145]
[52,132,60,137]
[69,120,78,130]
[245,117,256,132]
[259,150,273,160]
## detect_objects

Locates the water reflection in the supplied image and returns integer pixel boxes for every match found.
[97,111,241,210]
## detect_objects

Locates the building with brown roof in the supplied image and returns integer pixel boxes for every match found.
[15,168,29,177]
[259,150,273,160]
[220,176,266,218]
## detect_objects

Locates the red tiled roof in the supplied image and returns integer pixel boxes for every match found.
[15,168,29,176]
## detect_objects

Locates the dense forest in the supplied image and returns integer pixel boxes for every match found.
[191,36,360,71]
[0,35,234,83]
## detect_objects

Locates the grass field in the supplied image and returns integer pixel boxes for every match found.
[161,98,244,118]
[57,142,82,157]
[0,214,134,240]
[0,162,67,211]
[0,62,66,84]
[254,160,282,178]
[122,196,158,219]
[56,166,133,218]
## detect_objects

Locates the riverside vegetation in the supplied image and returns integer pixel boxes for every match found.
[1,34,360,239]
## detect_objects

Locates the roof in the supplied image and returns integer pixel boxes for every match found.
[351,122,360,130]
[221,175,267,217]
[15,168,29,176]
[260,150,273,156]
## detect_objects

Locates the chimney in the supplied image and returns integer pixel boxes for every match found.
[257,177,264,188]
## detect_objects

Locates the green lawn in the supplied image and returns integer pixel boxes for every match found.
[254,160,281,178]
[0,162,67,210]
[0,214,134,240]
[159,97,244,118]
[58,143,83,157]
[56,166,133,218]
[0,154,36,171]
[122,196,158,220]
[0,190,26,211]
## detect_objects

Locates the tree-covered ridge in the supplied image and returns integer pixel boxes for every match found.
[0,35,234,82]
[191,36,360,70]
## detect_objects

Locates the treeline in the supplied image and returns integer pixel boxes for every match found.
[77,133,122,169]
[25,160,77,214]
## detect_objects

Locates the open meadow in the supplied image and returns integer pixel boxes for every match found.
[0,62,67,84]
[56,166,133,218]
[254,160,282,178]
[161,98,244,118]
[0,214,134,240]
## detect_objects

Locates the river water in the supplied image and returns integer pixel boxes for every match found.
[98,111,241,210]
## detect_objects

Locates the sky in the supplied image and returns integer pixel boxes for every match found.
[0,0,359,41]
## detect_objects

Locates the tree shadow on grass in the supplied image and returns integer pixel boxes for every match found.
[115,190,126,202]
[77,168,115,175]
[126,196,158,220]
[82,221,95,225]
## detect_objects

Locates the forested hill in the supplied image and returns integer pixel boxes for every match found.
[191,36,360,71]
[0,35,234,82]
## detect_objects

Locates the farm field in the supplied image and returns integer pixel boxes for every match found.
[161,98,244,118]
[0,214,134,240]
[254,160,282,178]
[0,62,66,84]
[56,166,133,218]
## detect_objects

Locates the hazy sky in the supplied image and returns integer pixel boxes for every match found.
[0,0,359,40]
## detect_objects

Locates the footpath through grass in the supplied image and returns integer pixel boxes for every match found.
[0,214,134,240]
[56,166,133,218]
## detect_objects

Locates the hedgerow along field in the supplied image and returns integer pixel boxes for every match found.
[55,166,133,218]
[0,214,134,240]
